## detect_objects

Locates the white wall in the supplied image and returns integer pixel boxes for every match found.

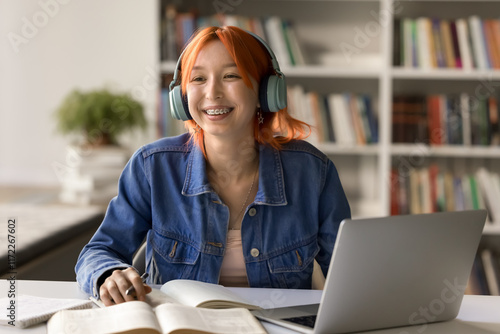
[0,0,158,186]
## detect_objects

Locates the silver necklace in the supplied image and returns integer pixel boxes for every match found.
[231,168,258,229]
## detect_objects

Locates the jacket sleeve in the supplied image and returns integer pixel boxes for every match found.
[75,148,152,297]
[316,159,351,277]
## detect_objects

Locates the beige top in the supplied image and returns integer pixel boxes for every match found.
[218,229,249,287]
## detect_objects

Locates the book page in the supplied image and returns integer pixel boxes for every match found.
[0,295,92,328]
[47,301,161,334]
[160,280,259,309]
[90,288,177,309]
[147,288,178,308]
[155,304,266,334]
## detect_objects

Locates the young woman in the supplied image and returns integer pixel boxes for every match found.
[76,26,350,306]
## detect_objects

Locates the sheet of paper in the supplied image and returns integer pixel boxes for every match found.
[155,304,266,334]
[0,295,92,328]
[47,301,160,334]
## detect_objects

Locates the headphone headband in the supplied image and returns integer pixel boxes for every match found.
[247,31,284,76]
[169,30,283,88]
[169,47,186,92]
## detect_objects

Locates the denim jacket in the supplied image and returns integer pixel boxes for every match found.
[76,133,350,298]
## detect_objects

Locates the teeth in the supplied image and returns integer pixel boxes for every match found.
[205,108,231,115]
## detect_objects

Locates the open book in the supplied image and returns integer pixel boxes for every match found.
[48,302,266,334]
[48,280,265,334]
[93,279,261,310]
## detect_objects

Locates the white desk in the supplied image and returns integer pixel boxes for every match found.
[1,280,499,334]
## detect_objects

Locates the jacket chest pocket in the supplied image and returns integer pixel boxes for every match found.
[267,240,319,288]
[150,232,200,281]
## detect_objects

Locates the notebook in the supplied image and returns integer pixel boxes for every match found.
[0,295,93,328]
[252,210,487,334]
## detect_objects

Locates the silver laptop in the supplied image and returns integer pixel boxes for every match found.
[252,210,487,334]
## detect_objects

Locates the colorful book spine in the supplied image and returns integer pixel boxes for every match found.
[394,94,500,147]
[394,16,500,70]
[390,164,500,227]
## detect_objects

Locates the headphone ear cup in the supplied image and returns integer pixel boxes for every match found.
[259,75,287,112]
[258,76,271,112]
[169,86,192,121]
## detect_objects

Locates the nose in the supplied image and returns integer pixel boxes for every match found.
[205,77,223,100]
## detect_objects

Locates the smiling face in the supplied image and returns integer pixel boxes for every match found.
[186,40,260,142]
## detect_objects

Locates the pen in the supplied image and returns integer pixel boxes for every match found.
[125,273,149,296]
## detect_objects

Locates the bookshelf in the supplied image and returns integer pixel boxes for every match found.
[389,0,500,296]
[155,1,500,244]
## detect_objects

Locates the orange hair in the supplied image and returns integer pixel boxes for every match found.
[178,26,310,152]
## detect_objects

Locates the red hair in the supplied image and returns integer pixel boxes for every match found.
[179,26,310,151]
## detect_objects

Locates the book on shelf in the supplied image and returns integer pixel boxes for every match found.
[426,95,443,145]
[432,18,446,68]
[456,18,473,70]
[48,280,264,334]
[393,18,402,67]
[440,19,456,68]
[287,85,378,146]
[160,4,177,62]
[467,249,500,296]
[467,253,490,295]
[390,168,400,215]
[393,93,500,147]
[392,95,428,144]
[492,20,500,68]
[450,20,463,69]
[347,93,367,145]
[401,18,416,68]
[306,91,326,143]
[394,15,500,70]
[416,17,433,69]
[484,20,500,69]
[469,15,489,70]
[490,97,500,146]
[481,248,500,296]
[265,15,293,67]
[159,7,305,67]
[476,167,500,224]
[328,93,356,145]
[391,164,500,225]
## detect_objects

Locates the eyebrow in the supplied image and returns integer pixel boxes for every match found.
[192,63,237,70]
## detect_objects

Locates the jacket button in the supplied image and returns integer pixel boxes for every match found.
[250,248,260,257]
[248,208,257,216]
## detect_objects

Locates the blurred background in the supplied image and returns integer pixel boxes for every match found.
[0,1,157,190]
[0,0,158,281]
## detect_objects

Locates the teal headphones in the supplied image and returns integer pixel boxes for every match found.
[169,30,287,121]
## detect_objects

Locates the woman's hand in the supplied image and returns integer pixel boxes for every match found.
[99,267,152,306]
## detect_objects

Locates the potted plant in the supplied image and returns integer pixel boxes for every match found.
[54,88,147,205]
[54,88,147,146]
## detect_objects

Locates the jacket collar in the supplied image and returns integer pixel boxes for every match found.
[182,141,287,206]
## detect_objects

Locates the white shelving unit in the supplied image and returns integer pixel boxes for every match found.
[156,0,500,236]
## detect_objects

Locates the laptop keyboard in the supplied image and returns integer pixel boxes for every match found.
[282,315,317,328]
